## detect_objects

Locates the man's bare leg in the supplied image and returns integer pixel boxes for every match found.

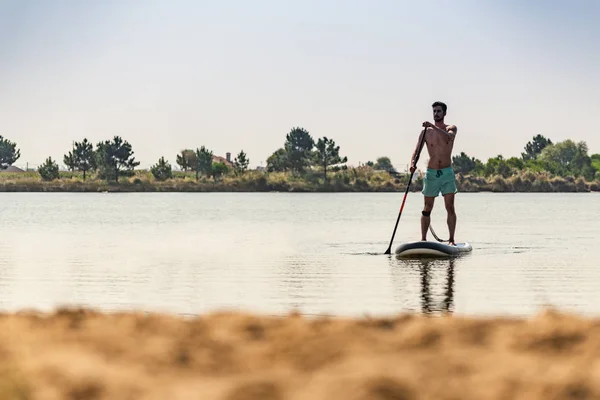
[421,196,435,241]
[443,193,456,245]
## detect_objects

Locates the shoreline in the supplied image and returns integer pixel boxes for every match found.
[0,170,599,193]
[0,306,597,399]
[0,182,598,193]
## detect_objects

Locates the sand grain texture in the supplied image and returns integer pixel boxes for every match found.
[1,307,599,399]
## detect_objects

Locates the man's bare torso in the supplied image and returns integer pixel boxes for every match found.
[424,123,455,170]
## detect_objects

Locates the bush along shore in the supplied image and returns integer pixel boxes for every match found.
[0,168,598,193]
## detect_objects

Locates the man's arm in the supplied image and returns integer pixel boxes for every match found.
[410,129,426,171]
[430,124,457,139]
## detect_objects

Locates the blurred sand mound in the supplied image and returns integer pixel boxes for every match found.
[0,307,598,399]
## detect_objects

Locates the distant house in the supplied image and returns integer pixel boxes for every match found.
[0,165,25,173]
[212,152,234,168]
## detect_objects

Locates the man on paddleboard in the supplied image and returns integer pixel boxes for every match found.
[409,101,458,245]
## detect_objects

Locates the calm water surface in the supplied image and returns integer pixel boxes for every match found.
[0,192,599,318]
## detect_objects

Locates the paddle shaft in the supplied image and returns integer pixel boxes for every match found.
[384,128,428,254]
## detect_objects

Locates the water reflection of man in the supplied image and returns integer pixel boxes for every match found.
[418,258,455,314]
[389,257,456,315]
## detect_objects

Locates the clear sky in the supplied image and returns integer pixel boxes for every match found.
[1,0,599,170]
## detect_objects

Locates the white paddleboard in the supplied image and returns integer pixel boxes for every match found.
[395,241,472,258]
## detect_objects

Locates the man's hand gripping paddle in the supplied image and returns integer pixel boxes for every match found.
[383,128,427,255]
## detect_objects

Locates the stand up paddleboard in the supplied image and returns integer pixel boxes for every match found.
[395,241,472,258]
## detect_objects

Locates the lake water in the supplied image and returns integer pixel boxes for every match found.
[0,192,599,318]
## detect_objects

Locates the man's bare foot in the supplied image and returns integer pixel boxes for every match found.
[448,240,455,246]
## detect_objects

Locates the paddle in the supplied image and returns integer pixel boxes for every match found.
[384,127,428,255]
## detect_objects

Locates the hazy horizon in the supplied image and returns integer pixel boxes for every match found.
[2,0,599,170]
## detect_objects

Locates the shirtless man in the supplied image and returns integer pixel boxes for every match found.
[409,101,458,245]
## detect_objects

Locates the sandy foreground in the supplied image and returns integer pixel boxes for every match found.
[0,307,598,400]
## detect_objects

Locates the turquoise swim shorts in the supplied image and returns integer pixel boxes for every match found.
[422,167,458,197]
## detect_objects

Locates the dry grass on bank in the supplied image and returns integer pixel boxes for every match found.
[0,307,598,399]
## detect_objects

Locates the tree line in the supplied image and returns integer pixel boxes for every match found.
[1,131,599,183]
[452,134,600,181]
[0,126,347,182]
